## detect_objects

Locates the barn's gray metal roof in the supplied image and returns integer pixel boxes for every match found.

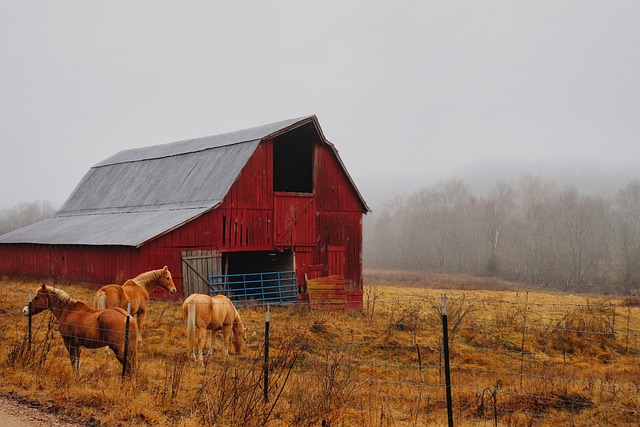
[0,209,209,246]
[95,116,308,167]
[0,115,368,247]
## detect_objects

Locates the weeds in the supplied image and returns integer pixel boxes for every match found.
[364,284,382,323]
[428,292,477,343]
[475,380,502,426]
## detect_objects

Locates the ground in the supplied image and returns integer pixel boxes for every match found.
[0,395,83,427]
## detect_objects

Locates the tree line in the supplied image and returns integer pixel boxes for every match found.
[363,176,640,295]
[0,201,56,235]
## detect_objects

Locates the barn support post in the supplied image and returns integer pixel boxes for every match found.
[263,303,271,403]
[122,301,131,380]
[442,294,454,427]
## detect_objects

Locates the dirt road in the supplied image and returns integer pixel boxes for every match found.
[0,396,83,427]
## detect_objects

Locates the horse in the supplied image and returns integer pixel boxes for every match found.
[181,294,247,364]
[23,284,138,377]
[93,266,177,346]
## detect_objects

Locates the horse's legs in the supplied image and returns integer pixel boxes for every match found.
[221,325,231,356]
[64,339,81,375]
[196,327,207,364]
[136,310,145,346]
[188,327,199,363]
[206,329,214,355]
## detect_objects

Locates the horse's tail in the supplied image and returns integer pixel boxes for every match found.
[94,291,107,310]
[186,301,196,352]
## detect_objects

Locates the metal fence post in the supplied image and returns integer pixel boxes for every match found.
[122,301,131,380]
[28,290,32,351]
[263,303,271,403]
[442,294,454,427]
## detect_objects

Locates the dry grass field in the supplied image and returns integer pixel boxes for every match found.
[1,272,639,426]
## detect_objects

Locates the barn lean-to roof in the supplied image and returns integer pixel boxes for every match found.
[0,115,368,247]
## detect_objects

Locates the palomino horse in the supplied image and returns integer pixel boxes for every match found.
[182,294,247,363]
[23,284,137,377]
[93,266,177,345]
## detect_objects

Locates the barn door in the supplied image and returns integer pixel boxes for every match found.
[274,193,316,247]
[181,250,221,297]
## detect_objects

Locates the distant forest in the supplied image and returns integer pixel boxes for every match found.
[363,175,640,295]
[0,201,56,236]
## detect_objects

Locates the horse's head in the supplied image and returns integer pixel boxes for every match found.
[23,284,53,316]
[159,265,177,295]
[232,325,248,354]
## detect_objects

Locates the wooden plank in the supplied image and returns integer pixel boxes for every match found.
[306,275,348,310]
[181,250,221,297]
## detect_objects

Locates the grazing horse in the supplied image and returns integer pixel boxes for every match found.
[182,294,247,363]
[23,284,137,377]
[93,266,177,345]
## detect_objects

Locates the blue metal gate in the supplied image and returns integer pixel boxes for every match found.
[209,270,298,307]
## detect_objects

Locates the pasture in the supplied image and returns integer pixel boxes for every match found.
[1,273,639,426]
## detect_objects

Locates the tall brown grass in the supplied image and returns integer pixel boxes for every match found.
[1,274,639,426]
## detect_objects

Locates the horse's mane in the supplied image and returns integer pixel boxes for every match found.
[232,305,244,326]
[131,268,161,286]
[43,286,78,305]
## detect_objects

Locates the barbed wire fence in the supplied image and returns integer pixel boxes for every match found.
[3,282,640,426]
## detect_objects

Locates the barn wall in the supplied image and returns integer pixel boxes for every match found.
[0,244,139,285]
[313,143,365,290]
[316,212,363,290]
[314,144,364,213]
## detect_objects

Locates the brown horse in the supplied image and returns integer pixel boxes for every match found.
[93,266,176,345]
[182,294,247,363]
[23,284,137,377]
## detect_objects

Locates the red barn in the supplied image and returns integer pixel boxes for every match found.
[0,116,369,306]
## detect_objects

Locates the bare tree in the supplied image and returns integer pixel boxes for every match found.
[554,188,610,291]
[480,181,515,276]
[404,179,479,272]
[0,200,57,235]
[614,180,640,294]
[513,175,559,286]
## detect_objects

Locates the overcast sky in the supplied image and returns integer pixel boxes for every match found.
[1,1,639,210]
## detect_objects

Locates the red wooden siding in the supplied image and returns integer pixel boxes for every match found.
[316,211,363,291]
[328,246,346,276]
[0,244,139,285]
[314,144,364,212]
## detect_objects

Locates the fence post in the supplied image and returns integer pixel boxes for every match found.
[122,301,131,380]
[442,294,454,427]
[263,303,271,403]
[519,292,529,392]
[28,290,32,351]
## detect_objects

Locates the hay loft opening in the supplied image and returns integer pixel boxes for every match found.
[273,124,316,193]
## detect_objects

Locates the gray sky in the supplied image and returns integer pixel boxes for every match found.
[1,1,639,210]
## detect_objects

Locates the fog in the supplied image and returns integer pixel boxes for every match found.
[1,1,639,211]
